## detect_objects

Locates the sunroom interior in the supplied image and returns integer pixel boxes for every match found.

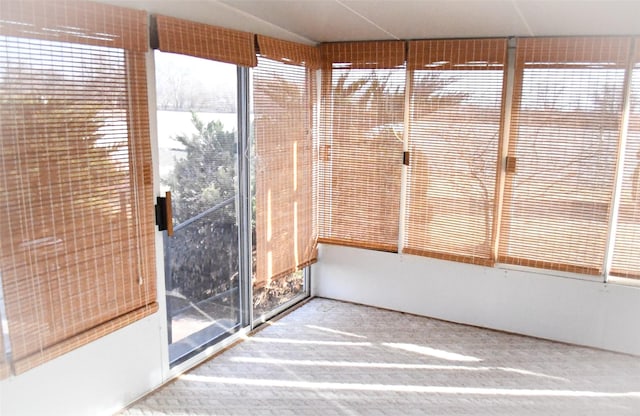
[2,1,640,415]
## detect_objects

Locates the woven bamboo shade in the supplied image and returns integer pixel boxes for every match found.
[318,41,405,251]
[254,48,318,287]
[0,0,157,375]
[256,35,321,69]
[404,39,507,266]
[610,39,640,279]
[408,38,506,71]
[155,15,257,67]
[498,37,631,274]
[0,0,147,52]
[514,37,630,69]
[320,40,406,69]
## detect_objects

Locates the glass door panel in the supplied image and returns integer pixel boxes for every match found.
[253,270,306,317]
[251,59,311,319]
[155,51,242,365]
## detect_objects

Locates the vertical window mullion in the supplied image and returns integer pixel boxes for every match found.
[237,65,252,328]
[491,38,517,261]
[609,38,640,281]
[603,39,636,280]
[398,64,413,253]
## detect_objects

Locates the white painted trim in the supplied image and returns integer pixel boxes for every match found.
[397,68,412,253]
[491,38,516,259]
[607,275,640,289]
[147,47,172,384]
[495,263,604,284]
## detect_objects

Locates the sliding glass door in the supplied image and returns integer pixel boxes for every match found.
[155,51,243,365]
[155,47,314,364]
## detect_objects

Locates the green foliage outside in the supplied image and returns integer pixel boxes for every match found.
[164,113,239,302]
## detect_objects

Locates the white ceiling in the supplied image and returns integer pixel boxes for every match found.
[100,0,640,45]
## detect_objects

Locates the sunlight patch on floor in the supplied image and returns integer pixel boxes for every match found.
[247,337,372,346]
[382,342,482,362]
[305,324,368,339]
[229,357,569,381]
[179,374,640,398]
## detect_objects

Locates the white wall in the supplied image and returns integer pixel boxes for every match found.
[0,312,165,416]
[312,244,640,356]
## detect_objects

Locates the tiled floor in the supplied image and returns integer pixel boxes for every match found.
[121,298,640,415]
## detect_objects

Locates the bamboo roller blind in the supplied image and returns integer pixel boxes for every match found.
[318,41,405,252]
[0,0,157,375]
[320,40,406,69]
[0,0,147,52]
[407,38,506,71]
[256,34,321,69]
[155,15,257,67]
[0,4,639,382]
[404,39,507,265]
[610,39,640,279]
[254,36,318,288]
[498,37,631,274]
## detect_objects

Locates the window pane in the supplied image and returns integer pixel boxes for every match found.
[252,56,314,315]
[318,67,405,251]
[405,39,506,265]
[499,38,629,274]
[318,41,405,252]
